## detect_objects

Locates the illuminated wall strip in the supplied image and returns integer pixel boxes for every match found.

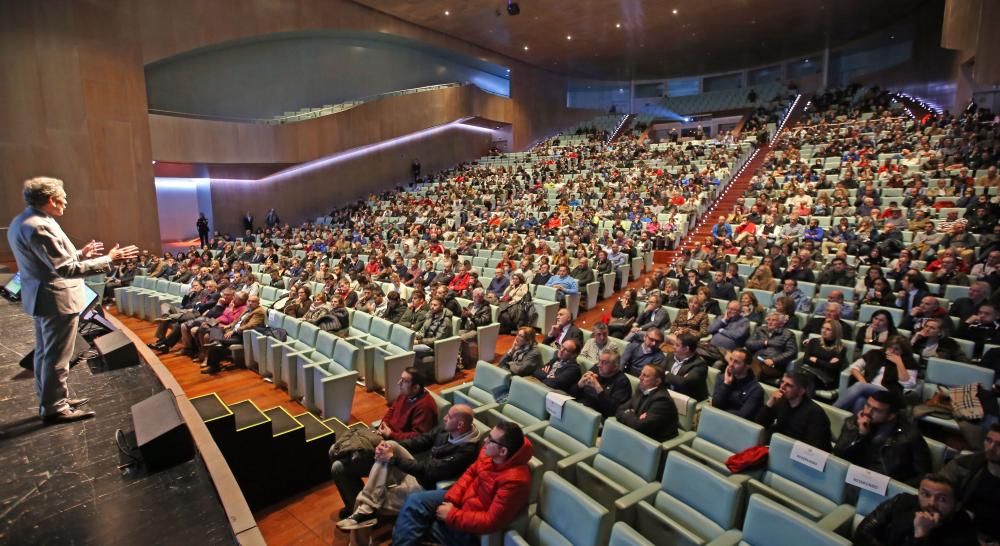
[212,118,496,184]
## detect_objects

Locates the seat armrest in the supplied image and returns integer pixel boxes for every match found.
[502,530,530,546]
[747,478,825,521]
[817,504,856,537]
[660,430,696,452]
[676,444,733,476]
[472,402,500,418]
[555,446,599,480]
[706,529,743,546]
[614,482,662,526]
[440,382,473,403]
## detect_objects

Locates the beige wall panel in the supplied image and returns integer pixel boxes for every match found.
[149,86,513,164]
[941,0,980,52]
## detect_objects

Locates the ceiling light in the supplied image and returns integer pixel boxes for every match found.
[566,35,572,40]
[506,1,520,16]
[444,10,449,15]
[615,23,621,28]
[672,8,678,14]
[523,45,529,50]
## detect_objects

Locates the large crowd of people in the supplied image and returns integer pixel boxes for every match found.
[109,86,1000,544]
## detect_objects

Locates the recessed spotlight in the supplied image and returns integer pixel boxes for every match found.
[672,8,678,14]
[444,10,449,15]
[615,23,621,28]
[523,45,529,50]
[566,35,572,40]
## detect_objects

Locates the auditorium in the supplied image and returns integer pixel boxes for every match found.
[2,1,999,545]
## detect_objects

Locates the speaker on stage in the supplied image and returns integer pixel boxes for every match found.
[131,390,195,471]
[19,330,90,370]
[93,329,139,370]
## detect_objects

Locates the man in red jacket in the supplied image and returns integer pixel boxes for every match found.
[392,421,534,545]
[331,367,438,518]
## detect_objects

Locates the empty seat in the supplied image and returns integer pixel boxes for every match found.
[482,376,551,434]
[440,362,512,412]
[740,494,850,546]
[527,399,601,471]
[503,472,612,546]
[666,405,765,476]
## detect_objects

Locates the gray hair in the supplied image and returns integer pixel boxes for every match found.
[598,348,621,367]
[591,322,609,333]
[23,177,65,208]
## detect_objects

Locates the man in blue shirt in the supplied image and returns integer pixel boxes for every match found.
[710,216,733,243]
[545,265,579,296]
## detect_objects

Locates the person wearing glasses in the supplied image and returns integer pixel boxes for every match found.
[393,421,533,545]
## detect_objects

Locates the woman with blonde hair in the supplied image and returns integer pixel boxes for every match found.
[745,264,777,292]
[798,320,847,389]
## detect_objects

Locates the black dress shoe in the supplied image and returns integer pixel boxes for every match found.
[42,408,96,424]
[67,398,90,408]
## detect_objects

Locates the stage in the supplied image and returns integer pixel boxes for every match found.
[0,298,245,545]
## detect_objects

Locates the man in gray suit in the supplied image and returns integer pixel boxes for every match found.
[8,177,138,423]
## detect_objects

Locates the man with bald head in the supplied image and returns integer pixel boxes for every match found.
[803,302,853,338]
[338,404,482,530]
[813,289,855,320]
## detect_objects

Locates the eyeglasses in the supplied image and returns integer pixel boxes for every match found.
[485,436,509,450]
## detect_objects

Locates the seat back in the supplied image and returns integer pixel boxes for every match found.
[296,322,320,346]
[368,317,393,343]
[595,418,662,484]
[530,472,612,546]
[505,376,550,422]
[546,400,600,450]
[695,406,765,454]
[472,363,512,399]
[669,391,698,432]
[314,331,338,359]
[659,451,744,534]
[283,317,303,339]
[333,341,361,372]
[741,494,850,546]
[260,285,277,301]
[389,324,415,350]
[351,311,373,333]
[854,479,917,522]
[765,434,849,506]
[535,285,560,302]
[925,357,995,389]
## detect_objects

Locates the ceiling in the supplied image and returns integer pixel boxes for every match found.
[352,0,934,80]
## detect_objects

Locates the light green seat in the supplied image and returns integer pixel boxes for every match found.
[288,330,339,401]
[441,362,512,413]
[747,434,854,532]
[504,472,612,546]
[303,337,361,421]
[527,400,601,471]
[558,417,662,522]
[918,357,995,432]
[669,405,765,476]
[276,322,320,389]
[851,479,917,530]
[630,451,745,546]
[740,494,850,546]
[483,376,550,435]
[243,309,284,373]
[372,324,417,403]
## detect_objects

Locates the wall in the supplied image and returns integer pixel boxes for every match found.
[155,178,212,242]
[149,84,513,164]
[207,124,493,235]
[0,1,161,254]
[134,0,593,150]
[146,32,510,119]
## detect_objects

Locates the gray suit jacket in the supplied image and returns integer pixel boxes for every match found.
[8,206,111,316]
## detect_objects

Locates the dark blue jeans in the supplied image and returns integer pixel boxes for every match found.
[392,489,478,546]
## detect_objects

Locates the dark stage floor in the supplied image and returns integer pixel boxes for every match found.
[0,299,235,545]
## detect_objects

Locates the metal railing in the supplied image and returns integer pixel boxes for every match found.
[149,82,465,125]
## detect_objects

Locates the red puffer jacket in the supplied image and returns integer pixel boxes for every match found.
[443,438,534,535]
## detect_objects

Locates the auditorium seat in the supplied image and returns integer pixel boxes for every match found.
[665,405,765,476]
[482,376,550,434]
[747,434,854,532]
[740,494,850,546]
[558,417,662,522]
[440,361,512,412]
[527,399,601,471]
[503,472,612,546]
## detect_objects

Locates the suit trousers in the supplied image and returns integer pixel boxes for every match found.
[33,313,80,417]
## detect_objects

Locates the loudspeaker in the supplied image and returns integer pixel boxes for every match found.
[132,390,195,471]
[93,330,139,370]
[19,330,90,370]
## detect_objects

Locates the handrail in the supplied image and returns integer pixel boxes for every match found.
[149,82,466,125]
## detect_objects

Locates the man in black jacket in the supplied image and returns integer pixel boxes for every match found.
[661,332,709,401]
[755,371,832,449]
[711,349,764,421]
[833,390,931,486]
[855,474,977,546]
[616,364,679,442]
[941,423,1000,542]
[533,338,582,392]
[337,404,481,530]
[570,348,633,419]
